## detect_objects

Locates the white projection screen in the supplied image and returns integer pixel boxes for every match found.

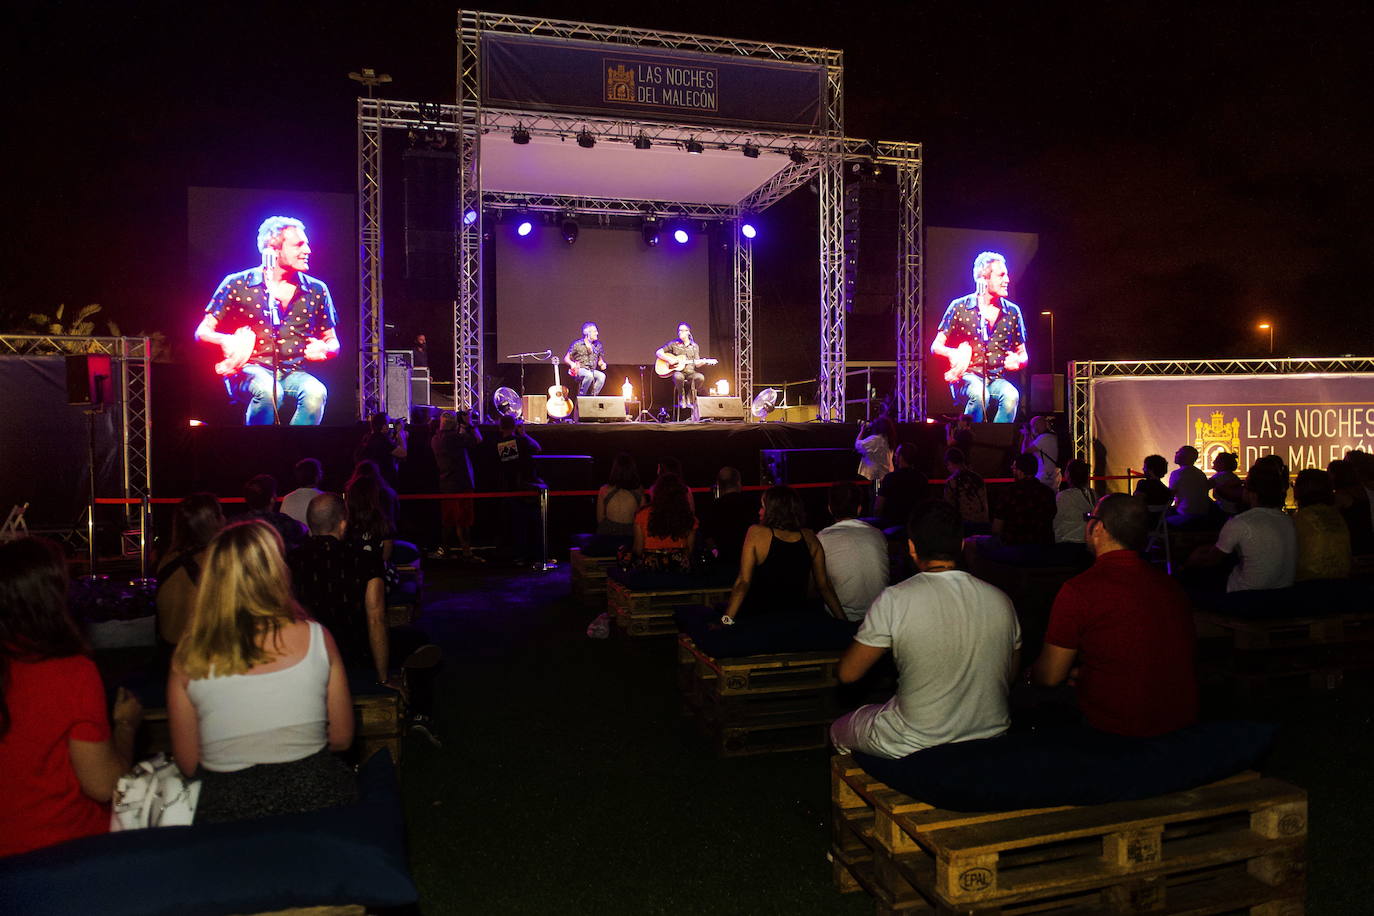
[494,225,710,365]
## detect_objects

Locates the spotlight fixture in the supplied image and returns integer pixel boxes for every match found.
[462,209,478,226]
[633,132,652,150]
[684,138,704,155]
[641,217,661,247]
[742,142,760,159]
[672,221,690,245]
[516,212,533,237]
[788,146,808,165]
[740,219,757,240]
[576,128,596,149]
[512,126,530,145]
[560,213,579,246]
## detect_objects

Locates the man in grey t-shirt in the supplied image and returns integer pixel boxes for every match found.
[830,501,1021,759]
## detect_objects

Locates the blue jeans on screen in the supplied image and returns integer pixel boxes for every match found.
[576,369,606,397]
[952,373,1019,423]
[226,364,328,425]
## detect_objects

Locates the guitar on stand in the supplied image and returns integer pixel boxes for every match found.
[547,355,572,420]
[654,355,718,378]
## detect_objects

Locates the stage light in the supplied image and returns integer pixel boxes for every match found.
[684,138,704,155]
[188,418,204,428]
[560,214,579,245]
[642,217,661,247]
[742,142,760,159]
[633,133,651,150]
[673,225,690,244]
[788,146,808,165]
[740,220,757,239]
[576,128,596,149]
[512,126,530,145]
[516,215,533,237]
[462,209,478,225]
[714,380,730,396]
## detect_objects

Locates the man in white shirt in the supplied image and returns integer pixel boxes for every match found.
[1022,415,1060,491]
[1168,445,1212,521]
[280,457,325,526]
[1194,455,1296,591]
[816,482,890,622]
[830,501,1021,760]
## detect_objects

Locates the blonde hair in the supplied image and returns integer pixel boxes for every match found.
[175,521,301,679]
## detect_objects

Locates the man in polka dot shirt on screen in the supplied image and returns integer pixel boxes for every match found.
[195,216,340,425]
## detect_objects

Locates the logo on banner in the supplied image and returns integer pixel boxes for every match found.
[1188,403,1374,471]
[604,58,719,113]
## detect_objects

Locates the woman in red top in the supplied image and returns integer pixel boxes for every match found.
[628,473,698,573]
[0,537,142,857]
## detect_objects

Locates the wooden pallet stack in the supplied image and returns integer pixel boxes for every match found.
[678,635,841,756]
[1197,609,1374,694]
[569,547,618,607]
[831,754,1307,914]
[606,577,734,637]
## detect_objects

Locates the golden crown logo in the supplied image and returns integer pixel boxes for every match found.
[1194,410,1241,456]
[606,64,635,102]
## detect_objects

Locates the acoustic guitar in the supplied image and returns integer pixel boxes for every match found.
[654,355,718,378]
[547,357,572,419]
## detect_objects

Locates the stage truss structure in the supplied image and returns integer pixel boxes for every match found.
[356,10,924,422]
[1069,356,1374,467]
[0,335,152,532]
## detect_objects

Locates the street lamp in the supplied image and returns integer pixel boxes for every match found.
[1040,310,1056,377]
[1257,322,1274,355]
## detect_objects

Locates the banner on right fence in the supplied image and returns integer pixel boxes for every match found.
[1088,374,1374,488]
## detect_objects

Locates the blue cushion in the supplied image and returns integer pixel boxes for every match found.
[1219,579,1374,620]
[851,721,1279,812]
[0,751,416,916]
[676,606,857,657]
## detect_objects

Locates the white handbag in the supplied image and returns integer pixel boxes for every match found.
[110,752,202,830]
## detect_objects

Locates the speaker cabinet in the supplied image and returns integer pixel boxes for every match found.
[384,350,413,419]
[577,396,627,422]
[65,355,112,406]
[698,396,745,420]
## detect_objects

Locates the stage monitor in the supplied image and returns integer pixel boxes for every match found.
[494,224,710,372]
[698,396,745,420]
[185,187,357,427]
[578,396,628,422]
[925,228,1040,422]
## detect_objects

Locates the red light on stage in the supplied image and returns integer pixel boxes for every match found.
[188,419,205,427]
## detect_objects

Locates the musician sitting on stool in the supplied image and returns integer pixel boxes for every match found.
[656,322,707,418]
[565,321,607,397]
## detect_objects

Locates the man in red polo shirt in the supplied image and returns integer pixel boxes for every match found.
[1031,493,1198,736]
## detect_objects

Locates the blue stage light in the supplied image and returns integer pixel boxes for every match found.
[741,222,757,239]
[673,227,690,244]
[517,220,533,237]
[463,209,478,225]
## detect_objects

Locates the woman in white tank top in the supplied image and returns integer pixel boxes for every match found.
[167,521,356,824]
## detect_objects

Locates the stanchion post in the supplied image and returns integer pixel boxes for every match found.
[538,485,557,571]
[139,495,150,579]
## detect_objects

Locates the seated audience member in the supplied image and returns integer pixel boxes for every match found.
[701,466,758,569]
[241,473,306,551]
[1293,469,1351,581]
[290,494,392,686]
[345,474,397,563]
[946,416,975,456]
[876,443,929,530]
[722,486,845,623]
[1167,445,1213,525]
[1032,494,1198,737]
[1330,457,1374,555]
[817,482,890,622]
[0,538,143,857]
[830,501,1021,759]
[992,453,1056,546]
[942,447,990,531]
[627,473,697,574]
[346,460,400,533]
[1022,415,1061,491]
[1194,455,1296,592]
[1209,451,1244,518]
[596,452,644,537]
[280,458,325,527]
[855,416,896,485]
[432,410,483,562]
[168,522,356,824]
[1052,460,1095,544]
[156,493,225,664]
[354,413,407,488]
[1134,454,1172,527]
[654,456,694,511]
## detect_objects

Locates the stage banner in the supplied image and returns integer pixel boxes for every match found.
[1090,373,1374,487]
[481,34,824,130]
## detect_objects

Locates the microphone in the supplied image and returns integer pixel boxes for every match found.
[262,249,281,327]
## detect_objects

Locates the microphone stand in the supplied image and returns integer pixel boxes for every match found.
[265,252,283,426]
[504,349,553,402]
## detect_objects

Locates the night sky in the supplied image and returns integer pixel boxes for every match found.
[5,1,1371,380]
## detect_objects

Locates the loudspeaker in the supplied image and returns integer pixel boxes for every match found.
[842,175,899,314]
[384,350,413,418]
[577,396,628,422]
[759,448,856,485]
[697,396,744,420]
[66,355,112,406]
[411,367,431,407]
[402,147,458,298]
[521,394,548,424]
[1029,374,1065,413]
